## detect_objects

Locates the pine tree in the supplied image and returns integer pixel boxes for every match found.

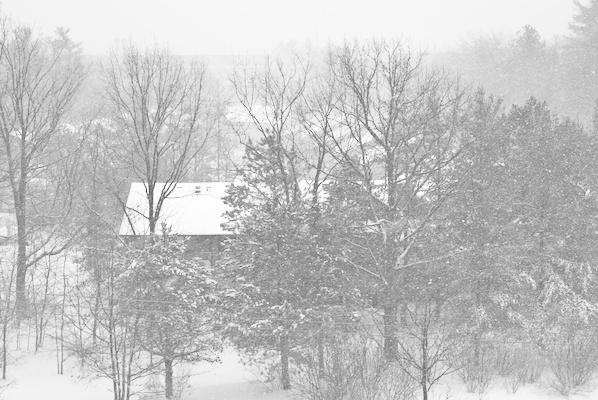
[563,0,598,121]
[569,0,598,45]
[506,25,548,104]
[439,90,523,384]
[224,53,353,390]
[118,232,223,399]
[502,98,598,350]
[222,136,348,390]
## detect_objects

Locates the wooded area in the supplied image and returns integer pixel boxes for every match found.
[2,2,598,400]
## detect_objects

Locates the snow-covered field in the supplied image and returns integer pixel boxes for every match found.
[4,344,598,400]
[3,347,293,400]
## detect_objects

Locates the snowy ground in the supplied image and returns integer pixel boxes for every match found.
[4,346,598,400]
[2,347,294,400]
[427,378,598,400]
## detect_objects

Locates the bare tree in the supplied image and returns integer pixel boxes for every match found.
[102,43,210,235]
[185,85,240,182]
[0,23,87,313]
[0,252,17,379]
[397,300,456,400]
[327,39,466,359]
[66,248,155,400]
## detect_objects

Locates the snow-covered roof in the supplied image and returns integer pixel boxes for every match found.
[119,182,231,236]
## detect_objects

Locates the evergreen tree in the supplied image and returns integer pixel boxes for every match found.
[569,0,598,46]
[439,90,528,385]
[118,232,223,399]
[505,98,598,393]
[224,53,349,390]
[223,137,347,390]
[562,0,598,122]
[507,25,549,104]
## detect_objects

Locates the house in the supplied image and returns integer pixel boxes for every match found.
[119,182,232,265]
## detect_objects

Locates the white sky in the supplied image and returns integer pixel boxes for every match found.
[0,0,576,55]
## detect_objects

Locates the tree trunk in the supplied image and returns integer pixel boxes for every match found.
[317,337,325,378]
[15,174,28,317]
[400,302,408,326]
[148,184,156,235]
[2,322,6,379]
[383,304,398,360]
[421,325,429,400]
[280,335,291,390]
[15,220,28,316]
[92,280,101,345]
[165,357,174,399]
[36,260,52,351]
